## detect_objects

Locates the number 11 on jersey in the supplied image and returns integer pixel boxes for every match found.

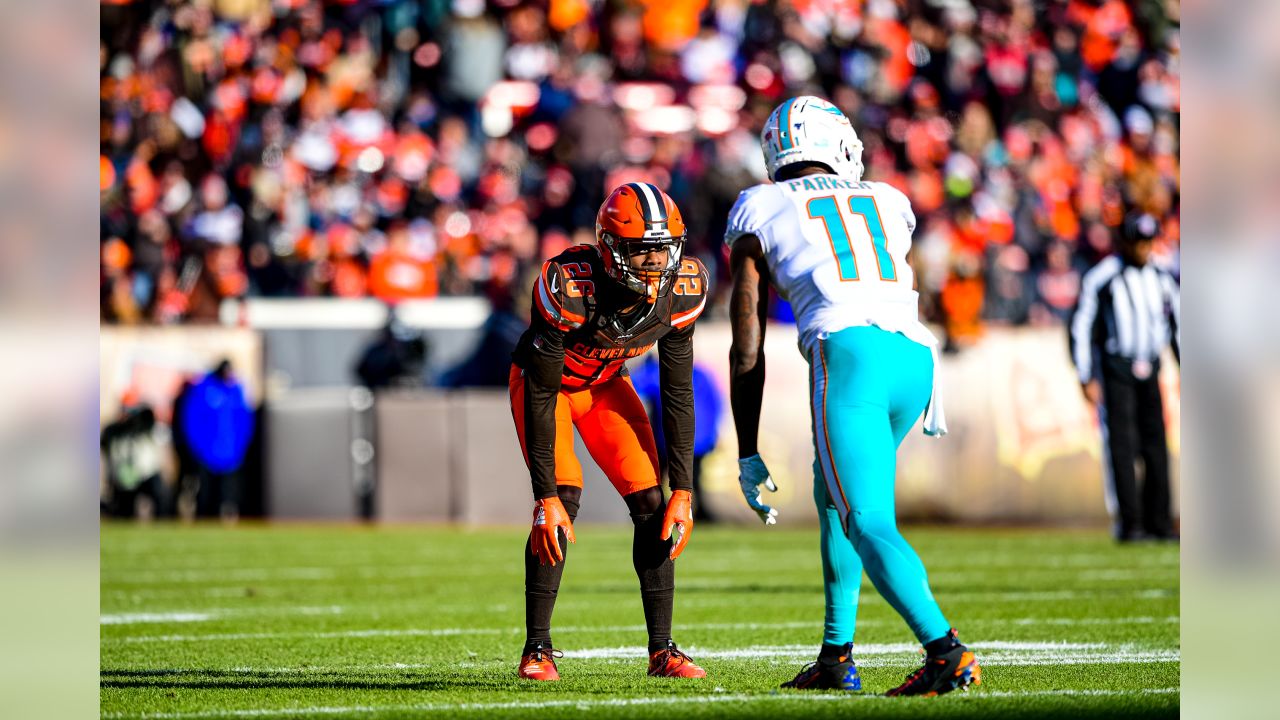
[806,195,897,282]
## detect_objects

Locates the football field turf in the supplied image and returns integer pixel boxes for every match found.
[101,523,1179,719]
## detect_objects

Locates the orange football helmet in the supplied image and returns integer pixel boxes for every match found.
[595,182,687,301]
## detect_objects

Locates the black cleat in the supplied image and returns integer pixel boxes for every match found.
[886,630,981,697]
[780,643,861,691]
[1117,529,1152,544]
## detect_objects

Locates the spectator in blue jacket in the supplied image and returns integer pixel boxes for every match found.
[180,360,253,522]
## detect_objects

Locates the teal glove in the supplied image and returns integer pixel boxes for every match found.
[737,454,779,525]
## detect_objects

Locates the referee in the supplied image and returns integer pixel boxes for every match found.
[1070,212,1180,542]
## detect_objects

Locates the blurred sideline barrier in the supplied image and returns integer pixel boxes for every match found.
[224,297,489,390]
[265,387,374,520]
[101,297,489,420]
[218,297,490,331]
[103,320,1178,525]
[266,387,631,523]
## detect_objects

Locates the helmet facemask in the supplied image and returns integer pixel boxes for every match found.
[600,231,685,302]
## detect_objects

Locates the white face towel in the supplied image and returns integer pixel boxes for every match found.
[886,319,947,439]
[922,342,947,438]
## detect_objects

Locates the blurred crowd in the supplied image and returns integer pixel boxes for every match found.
[100,0,1179,348]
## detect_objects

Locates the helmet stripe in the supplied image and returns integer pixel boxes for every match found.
[625,182,652,223]
[645,183,668,221]
[633,182,665,223]
[778,97,797,151]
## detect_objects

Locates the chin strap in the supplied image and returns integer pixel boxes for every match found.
[639,272,662,303]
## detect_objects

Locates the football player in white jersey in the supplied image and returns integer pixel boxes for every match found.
[725,96,980,696]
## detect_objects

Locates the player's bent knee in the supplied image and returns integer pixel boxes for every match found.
[624,486,664,519]
[846,508,902,548]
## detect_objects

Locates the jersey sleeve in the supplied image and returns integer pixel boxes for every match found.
[724,184,788,251]
[876,182,916,235]
[658,322,695,493]
[522,254,594,499]
[670,257,710,330]
[519,312,567,499]
[660,258,709,492]
[532,259,589,333]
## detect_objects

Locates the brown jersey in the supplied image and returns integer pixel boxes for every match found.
[511,244,710,498]
[514,244,709,390]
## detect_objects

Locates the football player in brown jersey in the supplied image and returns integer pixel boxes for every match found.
[509,182,710,681]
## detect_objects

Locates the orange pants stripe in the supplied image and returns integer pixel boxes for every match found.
[508,365,661,496]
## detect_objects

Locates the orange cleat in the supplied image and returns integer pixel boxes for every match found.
[647,640,707,678]
[885,630,981,697]
[517,642,563,681]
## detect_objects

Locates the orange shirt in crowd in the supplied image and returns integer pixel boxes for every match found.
[941,275,985,345]
[549,0,592,32]
[100,155,117,191]
[637,0,707,51]
[369,249,438,303]
[1072,0,1133,72]
[329,258,369,298]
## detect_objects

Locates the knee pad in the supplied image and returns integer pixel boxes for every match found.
[627,489,673,580]
[624,486,663,520]
[631,512,674,589]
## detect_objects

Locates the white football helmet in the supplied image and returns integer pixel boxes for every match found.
[760,96,865,181]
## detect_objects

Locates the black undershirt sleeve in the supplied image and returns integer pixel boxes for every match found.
[657,323,696,493]
[522,313,567,499]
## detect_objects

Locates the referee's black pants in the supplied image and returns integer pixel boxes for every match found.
[1098,355,1172,538]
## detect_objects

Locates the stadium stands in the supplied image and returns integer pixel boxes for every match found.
[100,0,1179,343]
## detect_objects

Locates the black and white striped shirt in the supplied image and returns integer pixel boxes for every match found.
[1070,255,1180,383]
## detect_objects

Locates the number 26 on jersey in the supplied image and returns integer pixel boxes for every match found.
[805,195,898,282]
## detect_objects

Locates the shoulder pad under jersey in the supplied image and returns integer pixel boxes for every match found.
[668,256,710,330]
[533,246,601,332]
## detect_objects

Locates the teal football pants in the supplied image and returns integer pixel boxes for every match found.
[810,325,951,646]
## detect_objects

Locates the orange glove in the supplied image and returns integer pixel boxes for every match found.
[530,496,576,566]
[660,489,693,560]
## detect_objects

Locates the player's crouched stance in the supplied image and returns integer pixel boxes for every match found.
[727,96,980,696]
[509,183,710,681]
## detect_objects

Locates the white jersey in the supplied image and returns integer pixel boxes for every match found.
[725,174,946,434]
[725,175,938,356]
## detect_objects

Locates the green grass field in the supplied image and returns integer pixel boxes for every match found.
[101,523,1178,719]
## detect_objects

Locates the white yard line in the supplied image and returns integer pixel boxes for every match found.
[100,607,344,625]
[561,641,1109,659]
[674,589,1176,607]
[109,628,510,643]
[556,642,1179,665]
[100,687,1180,719]
[104,616,1178,642]
[101,642,1180,668]
[103,647,1182,675]
[1012,616,1178,625]
[101,613,217,625]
